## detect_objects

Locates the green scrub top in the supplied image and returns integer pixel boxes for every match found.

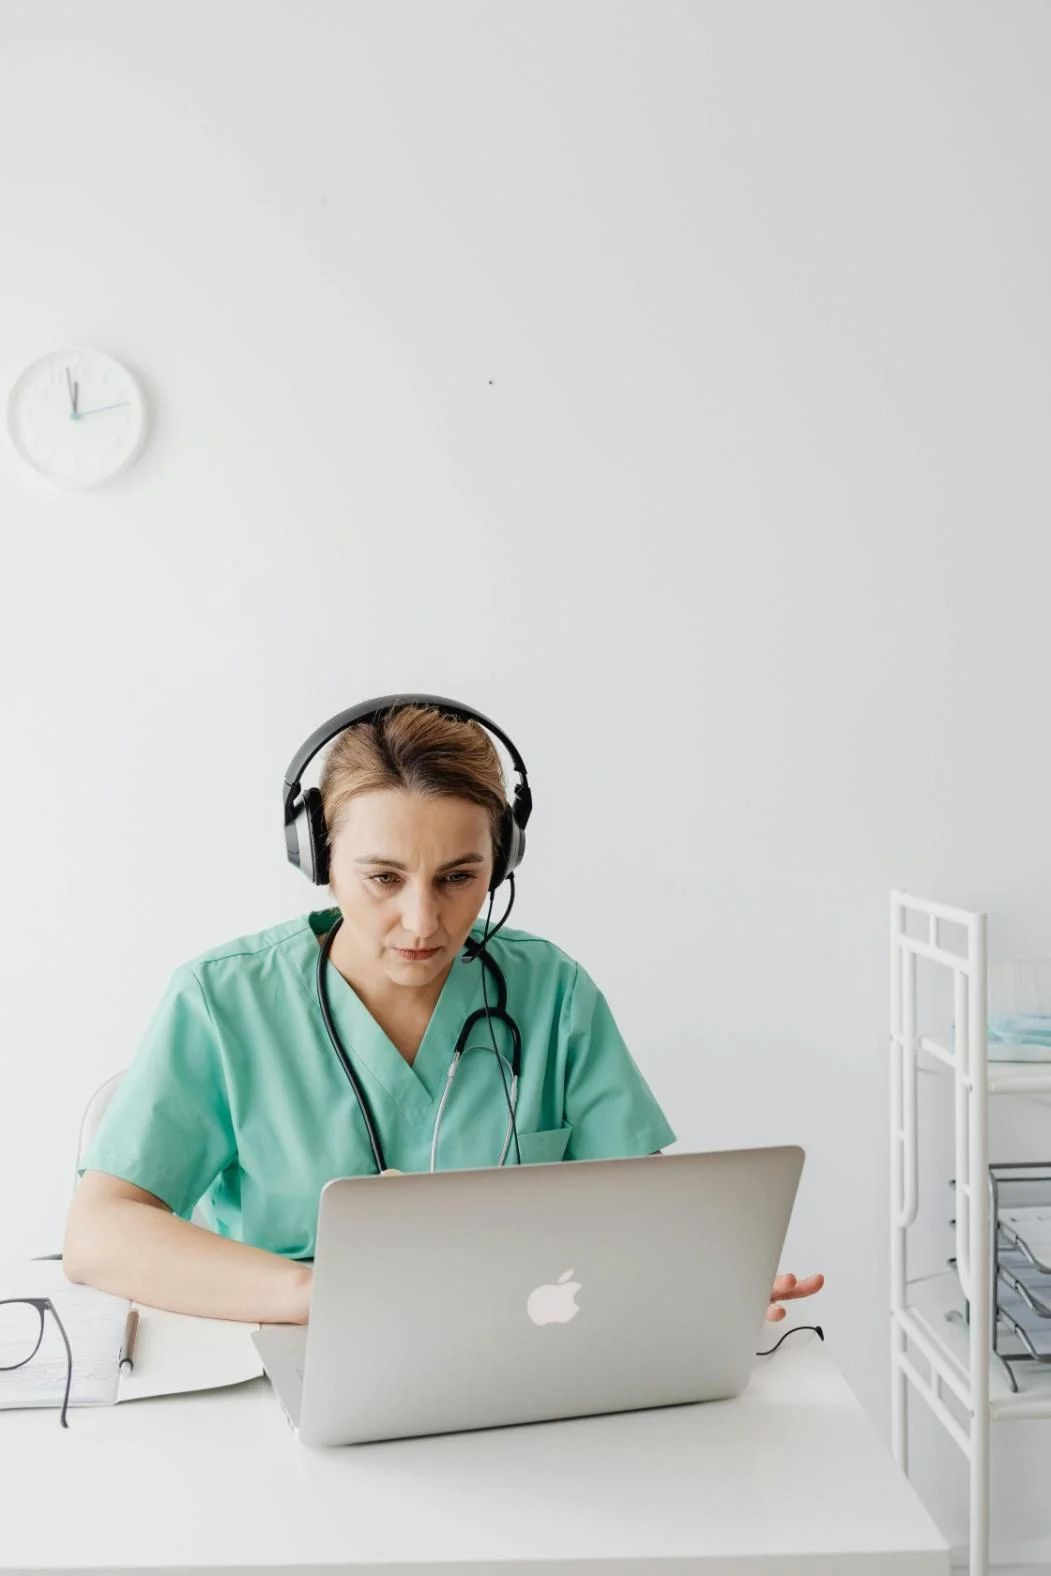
[79,908,677,1258]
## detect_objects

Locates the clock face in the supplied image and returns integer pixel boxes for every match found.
[7,347,149,488]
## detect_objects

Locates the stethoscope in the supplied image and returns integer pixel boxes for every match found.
[315,913,524,1172]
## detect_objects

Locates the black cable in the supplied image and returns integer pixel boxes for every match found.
[462,872,516,962]
[475,870,517,950]
[756,1324,824,1357]
[469,877,522,1165]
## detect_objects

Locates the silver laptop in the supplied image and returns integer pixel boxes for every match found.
[252,1145,805,1447]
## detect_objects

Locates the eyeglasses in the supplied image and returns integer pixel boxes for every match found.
[0,1297,73,1428]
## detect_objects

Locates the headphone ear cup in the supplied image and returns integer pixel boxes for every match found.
[296,786,330,886]
[506,817,525,878]
[490,806,513,892]
[490,804,526,892]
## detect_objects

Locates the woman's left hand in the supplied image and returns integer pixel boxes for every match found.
[767,1272,824,1321]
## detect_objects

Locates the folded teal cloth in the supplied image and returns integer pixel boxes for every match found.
[952,1015,1051,1060]
[988,1014,1051,1048]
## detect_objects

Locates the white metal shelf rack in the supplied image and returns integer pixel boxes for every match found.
[890,891,1051,1576]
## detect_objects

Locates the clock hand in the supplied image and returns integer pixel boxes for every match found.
[65,368,79,416]
[74,401,130,418]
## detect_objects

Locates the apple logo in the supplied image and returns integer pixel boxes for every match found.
[527,1269,582,1326]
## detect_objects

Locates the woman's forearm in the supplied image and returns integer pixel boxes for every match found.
[62,1198,312,1324]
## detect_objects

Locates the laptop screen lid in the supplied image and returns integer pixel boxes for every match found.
[297,1145,804,1447]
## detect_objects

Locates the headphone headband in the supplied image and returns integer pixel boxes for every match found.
[282,693,532,889]
[282,692,530,823]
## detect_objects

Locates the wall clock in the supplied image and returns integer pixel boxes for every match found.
[7,347,150,487]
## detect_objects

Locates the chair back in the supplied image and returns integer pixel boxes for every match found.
[75,1070,209,1228]
[74,1071,126,1186]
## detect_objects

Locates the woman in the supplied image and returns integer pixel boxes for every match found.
[64,697,823,1327]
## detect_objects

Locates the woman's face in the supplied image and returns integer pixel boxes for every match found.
[326,788,495,991]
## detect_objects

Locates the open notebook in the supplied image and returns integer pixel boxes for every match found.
[0,1259,264,1410]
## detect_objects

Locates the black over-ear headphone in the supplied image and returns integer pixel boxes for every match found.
[282,693,533,893]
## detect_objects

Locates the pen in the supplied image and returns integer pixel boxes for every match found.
[119,1308,139,1373]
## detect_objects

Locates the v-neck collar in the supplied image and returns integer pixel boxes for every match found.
[294,908,485,1128]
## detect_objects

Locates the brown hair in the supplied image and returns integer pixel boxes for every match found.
[317,704,507,854]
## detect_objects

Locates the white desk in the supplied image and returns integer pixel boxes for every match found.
[0,1331,947,1575]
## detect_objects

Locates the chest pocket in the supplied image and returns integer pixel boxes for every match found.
[516,1125,573,1165]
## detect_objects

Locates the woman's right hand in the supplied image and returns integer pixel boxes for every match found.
[65,1171,319,1326]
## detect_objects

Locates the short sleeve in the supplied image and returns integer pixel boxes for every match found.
[77,964,236,1218]
[562,963,677,1160]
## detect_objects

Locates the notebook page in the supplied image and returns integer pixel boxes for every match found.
[0,1262,129,1410]
[117,1304,263,1401]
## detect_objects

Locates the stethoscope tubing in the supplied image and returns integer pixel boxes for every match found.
[315,917,522,1173]
[430,1046,518,1171]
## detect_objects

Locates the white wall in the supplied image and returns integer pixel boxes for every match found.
[3,0,1051,1556]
